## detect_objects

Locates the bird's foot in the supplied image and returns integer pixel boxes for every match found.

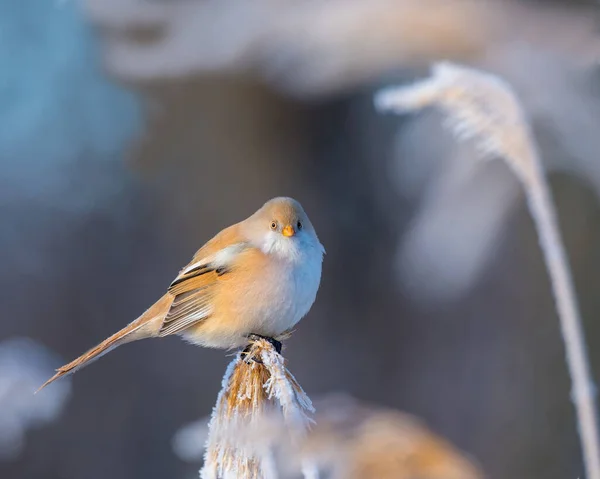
[241,334,283,363]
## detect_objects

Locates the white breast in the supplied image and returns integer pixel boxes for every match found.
[288,248,323,324]
[256,233,324,335]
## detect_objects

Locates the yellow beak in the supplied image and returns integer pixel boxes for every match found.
[282,225,295,237]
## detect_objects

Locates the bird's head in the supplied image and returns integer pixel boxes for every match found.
[244,197,324,262]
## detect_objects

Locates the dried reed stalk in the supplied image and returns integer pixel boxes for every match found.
[375,62,600,479]
[201,337,315,479]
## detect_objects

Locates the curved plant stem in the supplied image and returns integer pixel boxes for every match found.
[375,62,600,479]
[527,170,600,479]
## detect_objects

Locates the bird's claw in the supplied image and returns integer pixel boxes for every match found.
[241,334,283,363]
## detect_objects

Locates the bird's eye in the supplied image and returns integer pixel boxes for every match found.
[297,221,303,230]
[270,221,277,230]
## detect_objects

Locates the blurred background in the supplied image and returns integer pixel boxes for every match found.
[2,0,600,478]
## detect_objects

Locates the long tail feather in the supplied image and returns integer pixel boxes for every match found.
[37,293,173,393]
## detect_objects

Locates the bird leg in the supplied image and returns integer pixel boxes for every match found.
[241,334,283,363]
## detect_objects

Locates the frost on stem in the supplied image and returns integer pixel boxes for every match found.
[375,62,600,479]
[374,62,541,188]
[201,338,315,479]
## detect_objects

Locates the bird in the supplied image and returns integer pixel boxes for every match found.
[37,197,325,391]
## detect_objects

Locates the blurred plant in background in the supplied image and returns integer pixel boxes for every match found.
[0,338,71,460]
[377,60,600,479]
[82,0,490,96]
[174,394,484,479]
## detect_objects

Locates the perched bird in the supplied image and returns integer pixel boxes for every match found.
[38,197,324,391]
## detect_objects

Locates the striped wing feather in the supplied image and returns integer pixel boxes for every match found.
[158,223,246,337]
[159,273,219,336]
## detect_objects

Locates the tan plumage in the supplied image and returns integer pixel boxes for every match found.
[38,197,324,392]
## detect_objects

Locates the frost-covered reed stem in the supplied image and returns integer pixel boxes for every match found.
[201,338,316,479]
[375,62,600,479]
[526,171,600,479]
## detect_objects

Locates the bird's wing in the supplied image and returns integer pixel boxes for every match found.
[158,224,249,336]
